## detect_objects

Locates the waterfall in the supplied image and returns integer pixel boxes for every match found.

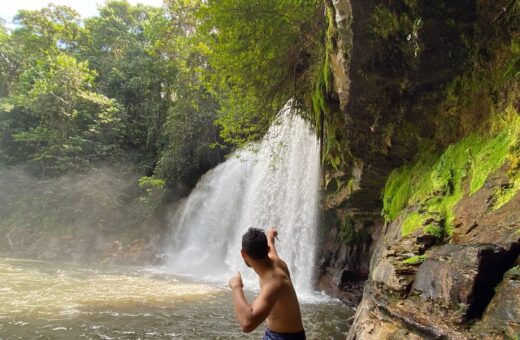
[165,100,321,295]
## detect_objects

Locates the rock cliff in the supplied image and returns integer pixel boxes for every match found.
[316,0,520,338]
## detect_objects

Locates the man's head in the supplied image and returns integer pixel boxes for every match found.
[241,227,268,265]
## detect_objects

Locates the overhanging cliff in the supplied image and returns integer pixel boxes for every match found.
[316,0,520,337]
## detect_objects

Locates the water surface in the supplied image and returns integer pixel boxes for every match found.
[0,258,353,339]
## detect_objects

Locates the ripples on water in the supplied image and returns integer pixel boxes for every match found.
[0,258,353,339]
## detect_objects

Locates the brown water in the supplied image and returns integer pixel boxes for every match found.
[0,257,353,339]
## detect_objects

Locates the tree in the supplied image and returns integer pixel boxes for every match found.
[0,54,122,175]
[82,1,175,170]
[11,5,84,58]
[154,0,225,187]
[195,0,322,145]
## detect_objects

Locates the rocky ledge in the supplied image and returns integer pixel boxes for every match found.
[347,169,520,339]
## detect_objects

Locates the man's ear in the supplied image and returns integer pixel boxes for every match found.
[240,249,247,258]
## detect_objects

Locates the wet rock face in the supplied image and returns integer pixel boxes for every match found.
[346,288,427,340]
[348,241,520,339]
[453,164,520,245]
[326,0,476,211]
[481,265,520,337]
[318,0,477,300]
[317,211,382,304]
[330,0,352,111]
[319,4,519,336]
[412,244,519,320]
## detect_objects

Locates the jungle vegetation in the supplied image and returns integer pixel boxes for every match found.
[0,0,323,186]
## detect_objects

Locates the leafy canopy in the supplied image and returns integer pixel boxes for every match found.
[195,0,322,145]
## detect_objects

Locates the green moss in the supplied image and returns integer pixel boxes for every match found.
[401,211,442,238]
[370,5,401,40]
[311,3,333,141]
[310,2,348,172]
[491,154,520,210]
[339,215,370,245]
[311,75,327,133]
[423,224,443,238]
[347,178,354,192]
[401,211,428,236]
[493,172,520,209]
[384,139,470,236]
[402,255,425,265]
[384,111,520,237]
[469,131,510,194]
[382,165,413,220]
[324,4,335,94]
[491,110,520,209]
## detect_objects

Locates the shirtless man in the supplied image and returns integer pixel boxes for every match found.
[228,227,306,340]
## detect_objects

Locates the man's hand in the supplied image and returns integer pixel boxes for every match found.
[267,227,278,243]
[229,271,243,290]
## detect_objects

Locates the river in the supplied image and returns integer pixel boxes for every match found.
[0,257,353,339]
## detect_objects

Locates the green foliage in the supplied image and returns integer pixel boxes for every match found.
[82,1,175,167]
[0,54,122,174]
[137,175,166,216]
[0,1,223,188]
[196,0,322,146]
[154,85,222,186]
[150,0,225,186]
[12,4,84,57]
[138,176,165,190]
[402,255,425,265]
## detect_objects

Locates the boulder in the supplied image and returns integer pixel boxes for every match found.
[371,257,416,292]
[412,244,515,319]
[480,265,520,338]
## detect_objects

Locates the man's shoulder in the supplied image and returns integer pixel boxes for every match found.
[268,268,292,290]
[273,257,290,276]
[264,267,289,285]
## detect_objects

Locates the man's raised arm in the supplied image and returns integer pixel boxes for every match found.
[267,227,278,258]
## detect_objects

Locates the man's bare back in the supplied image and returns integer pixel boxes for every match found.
[229,227,305,339]
[261,233,304,333]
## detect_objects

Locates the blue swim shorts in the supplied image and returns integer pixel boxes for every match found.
[263,328,306,340]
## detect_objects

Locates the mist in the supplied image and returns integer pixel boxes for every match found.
[0,166,170,264]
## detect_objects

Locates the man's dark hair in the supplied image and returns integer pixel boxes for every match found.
[242,227,268,260]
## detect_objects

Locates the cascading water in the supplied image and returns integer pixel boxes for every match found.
[165,100,321,296]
